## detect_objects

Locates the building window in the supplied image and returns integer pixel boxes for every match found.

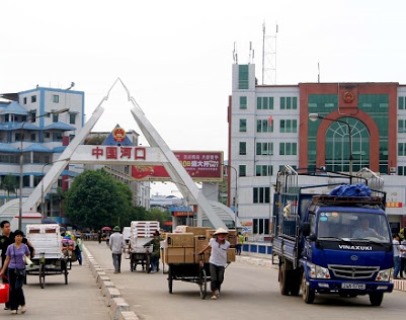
[398,143,406,156]
[280,119,297,133]
[279,142,297,155]
[239,142,246,155]
[399,97,406,110]
[399,120,406,133]
[45,132,50,139]
[238,65,249,89]
[256,119,272,133]
[257,97,274,110]
[23,97,27,104]
[253,218,270,234]
[280,96,297,110]
[253,187,270,204]
[31,95,37,103]
[238,165,246,177]
[256,142,273,155]
[398,166,406,176]
[52,114,59,122]
[30,133,36,142]
[255,165,272,176]
[52,95,60,103]
[239,119,247,132]
[15,133,23,142]
[239,96,247,110]
[69,113,76,125]
[53,132,62,141]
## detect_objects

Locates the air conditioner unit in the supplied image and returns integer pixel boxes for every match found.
[390,167,396,173]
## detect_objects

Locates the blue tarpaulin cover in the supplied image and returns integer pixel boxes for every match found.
[329,184,371,197]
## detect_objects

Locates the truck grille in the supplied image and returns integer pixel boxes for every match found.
[328,265,380,279]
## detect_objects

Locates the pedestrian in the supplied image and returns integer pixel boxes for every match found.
[145,230,162,273]
[97,230,102,244]
[199,227,231,300]
[400,236,406,279]
[0,220,34,311]
[393,233,401,279]
[75,235,83,266]
[109,226,125,273]
[236,232,244,255]
[0,230,30,315]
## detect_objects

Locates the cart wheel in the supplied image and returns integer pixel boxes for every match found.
[64,260,69,285]
[146,255,151,273]
[39,264,45,289]
[168,265,173,293]
[199,268,208,299]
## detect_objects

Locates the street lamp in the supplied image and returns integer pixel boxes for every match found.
[308,113,353,176]
[222,163,238,229]
[18,108,70,230]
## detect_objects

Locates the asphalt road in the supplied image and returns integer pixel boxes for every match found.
[84,241,406,320]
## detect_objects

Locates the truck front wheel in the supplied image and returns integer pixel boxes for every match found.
[279,261,290,295]
[301,270,315,304]
[369,292,383,306]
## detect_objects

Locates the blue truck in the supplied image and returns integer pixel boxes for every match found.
[272,166,394,306]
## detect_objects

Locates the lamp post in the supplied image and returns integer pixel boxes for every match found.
[308,113,353,176]
[222,163,238,229]
[18,108,70,230]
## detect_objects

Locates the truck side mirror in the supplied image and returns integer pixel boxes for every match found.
[301,222,311,236]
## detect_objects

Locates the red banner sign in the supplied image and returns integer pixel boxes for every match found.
[131,151,223,182]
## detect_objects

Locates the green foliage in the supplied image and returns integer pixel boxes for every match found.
[0,174,18,198]
[64,169,133,230]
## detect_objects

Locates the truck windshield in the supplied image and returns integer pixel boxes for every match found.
[317,211,391,243]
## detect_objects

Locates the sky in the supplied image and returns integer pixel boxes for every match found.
[2,0,406,195]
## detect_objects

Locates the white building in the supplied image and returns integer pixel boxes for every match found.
[229,63,406,235]
[0,86,84,223]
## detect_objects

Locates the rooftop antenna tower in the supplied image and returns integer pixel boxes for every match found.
[261,22,278,85]
[233,42,238,64]
[248,41,255,64]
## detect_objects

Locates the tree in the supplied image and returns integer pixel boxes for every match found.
[0,174,18,200]
[64,169,133,230]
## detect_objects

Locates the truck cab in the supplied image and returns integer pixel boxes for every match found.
[272,166,394,306]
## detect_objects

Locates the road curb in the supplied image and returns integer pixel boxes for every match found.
[83,245,140,320]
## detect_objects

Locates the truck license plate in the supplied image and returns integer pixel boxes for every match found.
[341,283,366,290]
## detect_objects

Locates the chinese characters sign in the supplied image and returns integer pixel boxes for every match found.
[132,151,223,182]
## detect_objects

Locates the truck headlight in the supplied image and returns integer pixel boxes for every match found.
[308,262,331,279]
[375,268,391,282]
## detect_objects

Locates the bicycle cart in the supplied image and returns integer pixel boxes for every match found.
[129,245,152,272]
[25,224,69,289]
[167,262,211,299]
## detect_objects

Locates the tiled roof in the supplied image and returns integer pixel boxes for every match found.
[0,143,19,152]
[43,122,76,131]
[23,143,51,152]
[0,122,39,130]
[0,101,28,116]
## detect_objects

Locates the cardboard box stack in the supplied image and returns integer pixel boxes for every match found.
[164,227,236,264]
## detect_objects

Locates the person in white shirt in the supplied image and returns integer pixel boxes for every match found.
[393,233,401,279]
[199,228,230,300]
[109,226,125,273]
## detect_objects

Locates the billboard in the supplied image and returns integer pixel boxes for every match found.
[131,151,223,182]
